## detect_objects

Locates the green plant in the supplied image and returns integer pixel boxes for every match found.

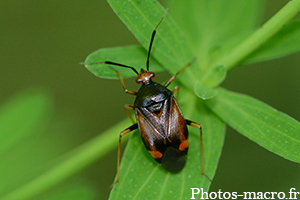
[1,0,300,200]
[84,0,300,199]
[86,0,300,199]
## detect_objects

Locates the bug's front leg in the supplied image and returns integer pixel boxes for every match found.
[110,66,138,95]
[111,123,138,188]
[124,104,135,124]
[185,119,212,182]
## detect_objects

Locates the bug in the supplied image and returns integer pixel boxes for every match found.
[84,9,211,185]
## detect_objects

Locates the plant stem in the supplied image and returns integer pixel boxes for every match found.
[1,119,130,200]
[215,0,300,72]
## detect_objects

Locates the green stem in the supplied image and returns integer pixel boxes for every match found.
[1,118,130,200]
[215,0,300,71]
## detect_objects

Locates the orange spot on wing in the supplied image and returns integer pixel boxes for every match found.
[179,139,189,151]
[149,150,163,159]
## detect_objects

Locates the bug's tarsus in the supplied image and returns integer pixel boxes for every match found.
[109,180,118,190]
[203,174,212,182]
[146,8,169,71]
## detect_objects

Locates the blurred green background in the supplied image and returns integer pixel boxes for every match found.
[1,0,300,199]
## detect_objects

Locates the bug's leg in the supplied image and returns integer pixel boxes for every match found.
[111,123,138,188]
[110,66,138,95]
[185,119,212,182]
[171,85,179,100]
[164,57,196,87]
[124,104,135,123]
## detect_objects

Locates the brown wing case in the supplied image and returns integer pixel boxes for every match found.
[135,96,188,163]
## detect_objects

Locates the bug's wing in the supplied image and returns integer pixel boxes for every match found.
[160,96,189,173]
[168,96,188,148]
[135,99,169,152]
[135,96,188,162]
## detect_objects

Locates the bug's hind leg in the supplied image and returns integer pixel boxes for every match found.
[185,119,212,182]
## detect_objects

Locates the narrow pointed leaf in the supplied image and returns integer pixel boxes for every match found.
[84,45,164,79]
[206,88,300,163]
[242,20,300,64]
[107,0,200,88]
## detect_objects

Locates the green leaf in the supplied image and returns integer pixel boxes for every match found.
[0,89,53,154]
[109,87,226,199]
[194,65,226,100]
[194,81,218,100]
[84,45,164,79]
[107,0,199,87]
[201,65,227,88]
[242,20,300,64]
[168,0,263,63]
[205,88,300,163]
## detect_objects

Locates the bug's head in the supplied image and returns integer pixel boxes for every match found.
[136,69,155,84]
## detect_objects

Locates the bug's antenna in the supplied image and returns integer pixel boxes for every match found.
[146,8,169,71]
[80,61,139,75]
